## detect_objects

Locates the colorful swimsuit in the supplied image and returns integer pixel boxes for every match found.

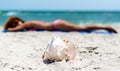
[52,20,60,30]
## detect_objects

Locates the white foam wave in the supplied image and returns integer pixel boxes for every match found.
[5,11,18,16]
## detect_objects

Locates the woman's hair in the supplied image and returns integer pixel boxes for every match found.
[3,16,24,30]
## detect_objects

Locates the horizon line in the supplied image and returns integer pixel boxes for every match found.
[1,10,120,12]
[1,9,120,12]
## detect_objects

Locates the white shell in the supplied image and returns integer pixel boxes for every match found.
[42,35,76,62]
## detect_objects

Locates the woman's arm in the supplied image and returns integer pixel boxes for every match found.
[8,24,26,32]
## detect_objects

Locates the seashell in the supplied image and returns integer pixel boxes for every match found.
[42,35,76,62]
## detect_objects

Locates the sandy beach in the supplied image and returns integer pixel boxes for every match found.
[0,24,120,71]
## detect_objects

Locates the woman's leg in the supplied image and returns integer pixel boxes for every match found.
[56,20,117,33]
[83,25,117,33]
[56,20,85,31]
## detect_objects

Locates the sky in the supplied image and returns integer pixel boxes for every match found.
[0,0,120,11]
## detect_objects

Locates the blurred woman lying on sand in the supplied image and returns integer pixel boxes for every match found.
[3,16,117,33]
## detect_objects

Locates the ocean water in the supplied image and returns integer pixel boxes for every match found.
[0,11,120,27]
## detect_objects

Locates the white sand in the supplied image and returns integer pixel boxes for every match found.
[0,24,120,71]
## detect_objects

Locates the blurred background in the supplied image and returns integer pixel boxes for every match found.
[0,0,120,26]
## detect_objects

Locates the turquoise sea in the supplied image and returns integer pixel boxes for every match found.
[0,11,120,27]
